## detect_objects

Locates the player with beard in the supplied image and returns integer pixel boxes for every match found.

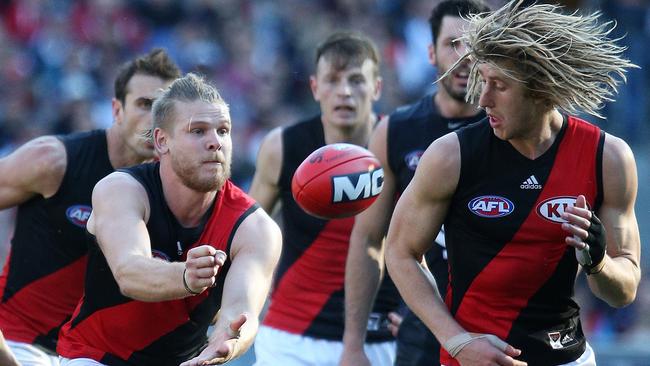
[56,73,282,366]
[340,2,489,366]
[0,48,180,366]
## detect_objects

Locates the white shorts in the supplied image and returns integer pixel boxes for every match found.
[59,357,107,366]
[559,342,596,366]
[253,325,395,366]
[6,340,60,366]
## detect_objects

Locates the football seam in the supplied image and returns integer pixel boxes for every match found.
[294,154,375,191]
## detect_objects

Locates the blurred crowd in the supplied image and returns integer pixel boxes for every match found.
[0,0,648,360]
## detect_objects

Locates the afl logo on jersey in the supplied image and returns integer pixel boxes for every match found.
[468,196,514,218]
[537,196,584,223]
[65,205,92,227]
[404,150,424,171]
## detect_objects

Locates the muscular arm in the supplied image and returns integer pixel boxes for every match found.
[341,117,395,363]
[573,135,641,307]
[182,207,282,365]
[385,134,525,366]
[89,172,217,302]
[249,127,283,213]
[0,136,66,208]
[385,133,462,344]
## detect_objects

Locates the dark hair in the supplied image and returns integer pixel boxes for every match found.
[429,0,490,45]
[314,31,380,77]
[114,48,181,105]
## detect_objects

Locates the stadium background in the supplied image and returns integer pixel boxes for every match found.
[0,0,647,364]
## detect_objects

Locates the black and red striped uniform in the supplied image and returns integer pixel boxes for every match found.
[262,116,399,342]
[442,116,604,365]
[57,162,258,366]
[0,130,112,352]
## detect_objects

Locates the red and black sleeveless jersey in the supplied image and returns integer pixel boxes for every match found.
[56,162,258,366]
[262,115,399,342]
[388,93,485,295]
[441,116,604,365]
[0,130,112,351]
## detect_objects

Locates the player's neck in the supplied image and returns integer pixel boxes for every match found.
[322,113,375,147]
[158,160,217,228]
[508,109,564,160]
[434,91,478,119]
[105,127,152,169]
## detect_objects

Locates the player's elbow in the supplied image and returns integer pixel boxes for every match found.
[384,243,400,274]
[609,288,637,308]
[113,264,142,300]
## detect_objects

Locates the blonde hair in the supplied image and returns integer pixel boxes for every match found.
[447,0,638,118]
[153,73,228,132]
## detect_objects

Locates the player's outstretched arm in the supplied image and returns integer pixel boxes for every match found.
[249,127,283,213]
[89,172,226,301]
[385,133,525,366]
[341,116,396,366]
[0,136,66,209]
[181,207,282,366]
[562,134,641,307]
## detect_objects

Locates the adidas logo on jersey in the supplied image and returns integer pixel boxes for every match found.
[520,175,542,189]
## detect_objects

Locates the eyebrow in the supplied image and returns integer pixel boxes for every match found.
[135,97,155,104]
[186,116,231,132]
[477,67,505,82]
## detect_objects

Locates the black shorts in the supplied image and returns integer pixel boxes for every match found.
[394,310,440,366]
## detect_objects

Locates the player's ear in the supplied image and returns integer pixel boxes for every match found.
[309,75,320,101]
[428,43,437,67]
[372,76,382,102]
[154,128,169,155]
[111,98,124,126]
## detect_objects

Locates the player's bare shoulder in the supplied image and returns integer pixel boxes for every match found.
[420,132,461,173]
[89,171,150,234]
[603,133,636,170]
[25,135,67,170]
[601,133,638,206]
[231,205,282,260]
[411,132,461,200]
[0,135,67,199]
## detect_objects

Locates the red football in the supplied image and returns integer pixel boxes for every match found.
[291,143,383,219]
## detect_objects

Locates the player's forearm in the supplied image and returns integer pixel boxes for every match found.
[343,238,384,348]
[587,255,640,307]
[386,246,464,344]
[113,256,189,301]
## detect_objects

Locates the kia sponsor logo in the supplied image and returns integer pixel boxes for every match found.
[468,196,514,218]
[66,205,92,227]
[537,196,579,223]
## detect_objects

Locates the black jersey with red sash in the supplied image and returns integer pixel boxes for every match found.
[0,130,111,351]
[56,162,258,366]
[262,115,399,342]
[441,116,604,365]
